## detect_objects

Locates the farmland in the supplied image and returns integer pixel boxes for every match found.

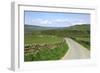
[24,24,90,61]
[24,35,68,61]
[39,24,90,50]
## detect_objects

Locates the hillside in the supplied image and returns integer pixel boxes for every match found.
[24,24,66,33]
[24,24,90,61]
[24,24,90,34]
[68,24,90,30]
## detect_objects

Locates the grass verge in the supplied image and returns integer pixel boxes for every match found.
[71,37,90,50]
[24,35,69,61]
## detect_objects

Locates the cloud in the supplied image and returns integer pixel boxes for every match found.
[31,18,73,27]
[54,19,70,22]
[40,20,52,24]
[31,18,89,27]
[32,19,52,26]
[72,19,88,25]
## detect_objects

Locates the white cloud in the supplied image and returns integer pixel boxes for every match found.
[72,19,88,25]
[40,20,52,24]
[31,18,73,27]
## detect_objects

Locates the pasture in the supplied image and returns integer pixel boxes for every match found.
[24,35,69,61]
[24,24,90,61]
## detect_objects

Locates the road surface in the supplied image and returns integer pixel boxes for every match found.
[62,38,90,60]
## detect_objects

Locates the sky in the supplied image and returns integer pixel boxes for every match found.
[24,11,90,27]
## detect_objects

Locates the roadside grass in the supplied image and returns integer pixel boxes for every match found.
[24,35,69,61]
[71,37,90,50]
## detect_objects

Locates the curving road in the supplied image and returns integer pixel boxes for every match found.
[62,38,90,60]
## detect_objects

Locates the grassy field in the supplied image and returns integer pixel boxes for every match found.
[24,24,90,61]
[45,25,90,49]
[24,35,69,61]
[25,35,64,44]
[37,25,90,50]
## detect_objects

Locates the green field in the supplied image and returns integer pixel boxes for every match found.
[35,25,90,50]
[24,24,90,61]
[25,35,64,44]
[24,35,69,61]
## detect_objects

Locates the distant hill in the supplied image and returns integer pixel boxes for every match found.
[68,24,90,31]
[24,24,66,33]
[24,24,90,34]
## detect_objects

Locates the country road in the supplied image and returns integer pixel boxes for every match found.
[62,38,90,60]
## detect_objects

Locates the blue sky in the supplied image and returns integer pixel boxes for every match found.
[24,11,90,27]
